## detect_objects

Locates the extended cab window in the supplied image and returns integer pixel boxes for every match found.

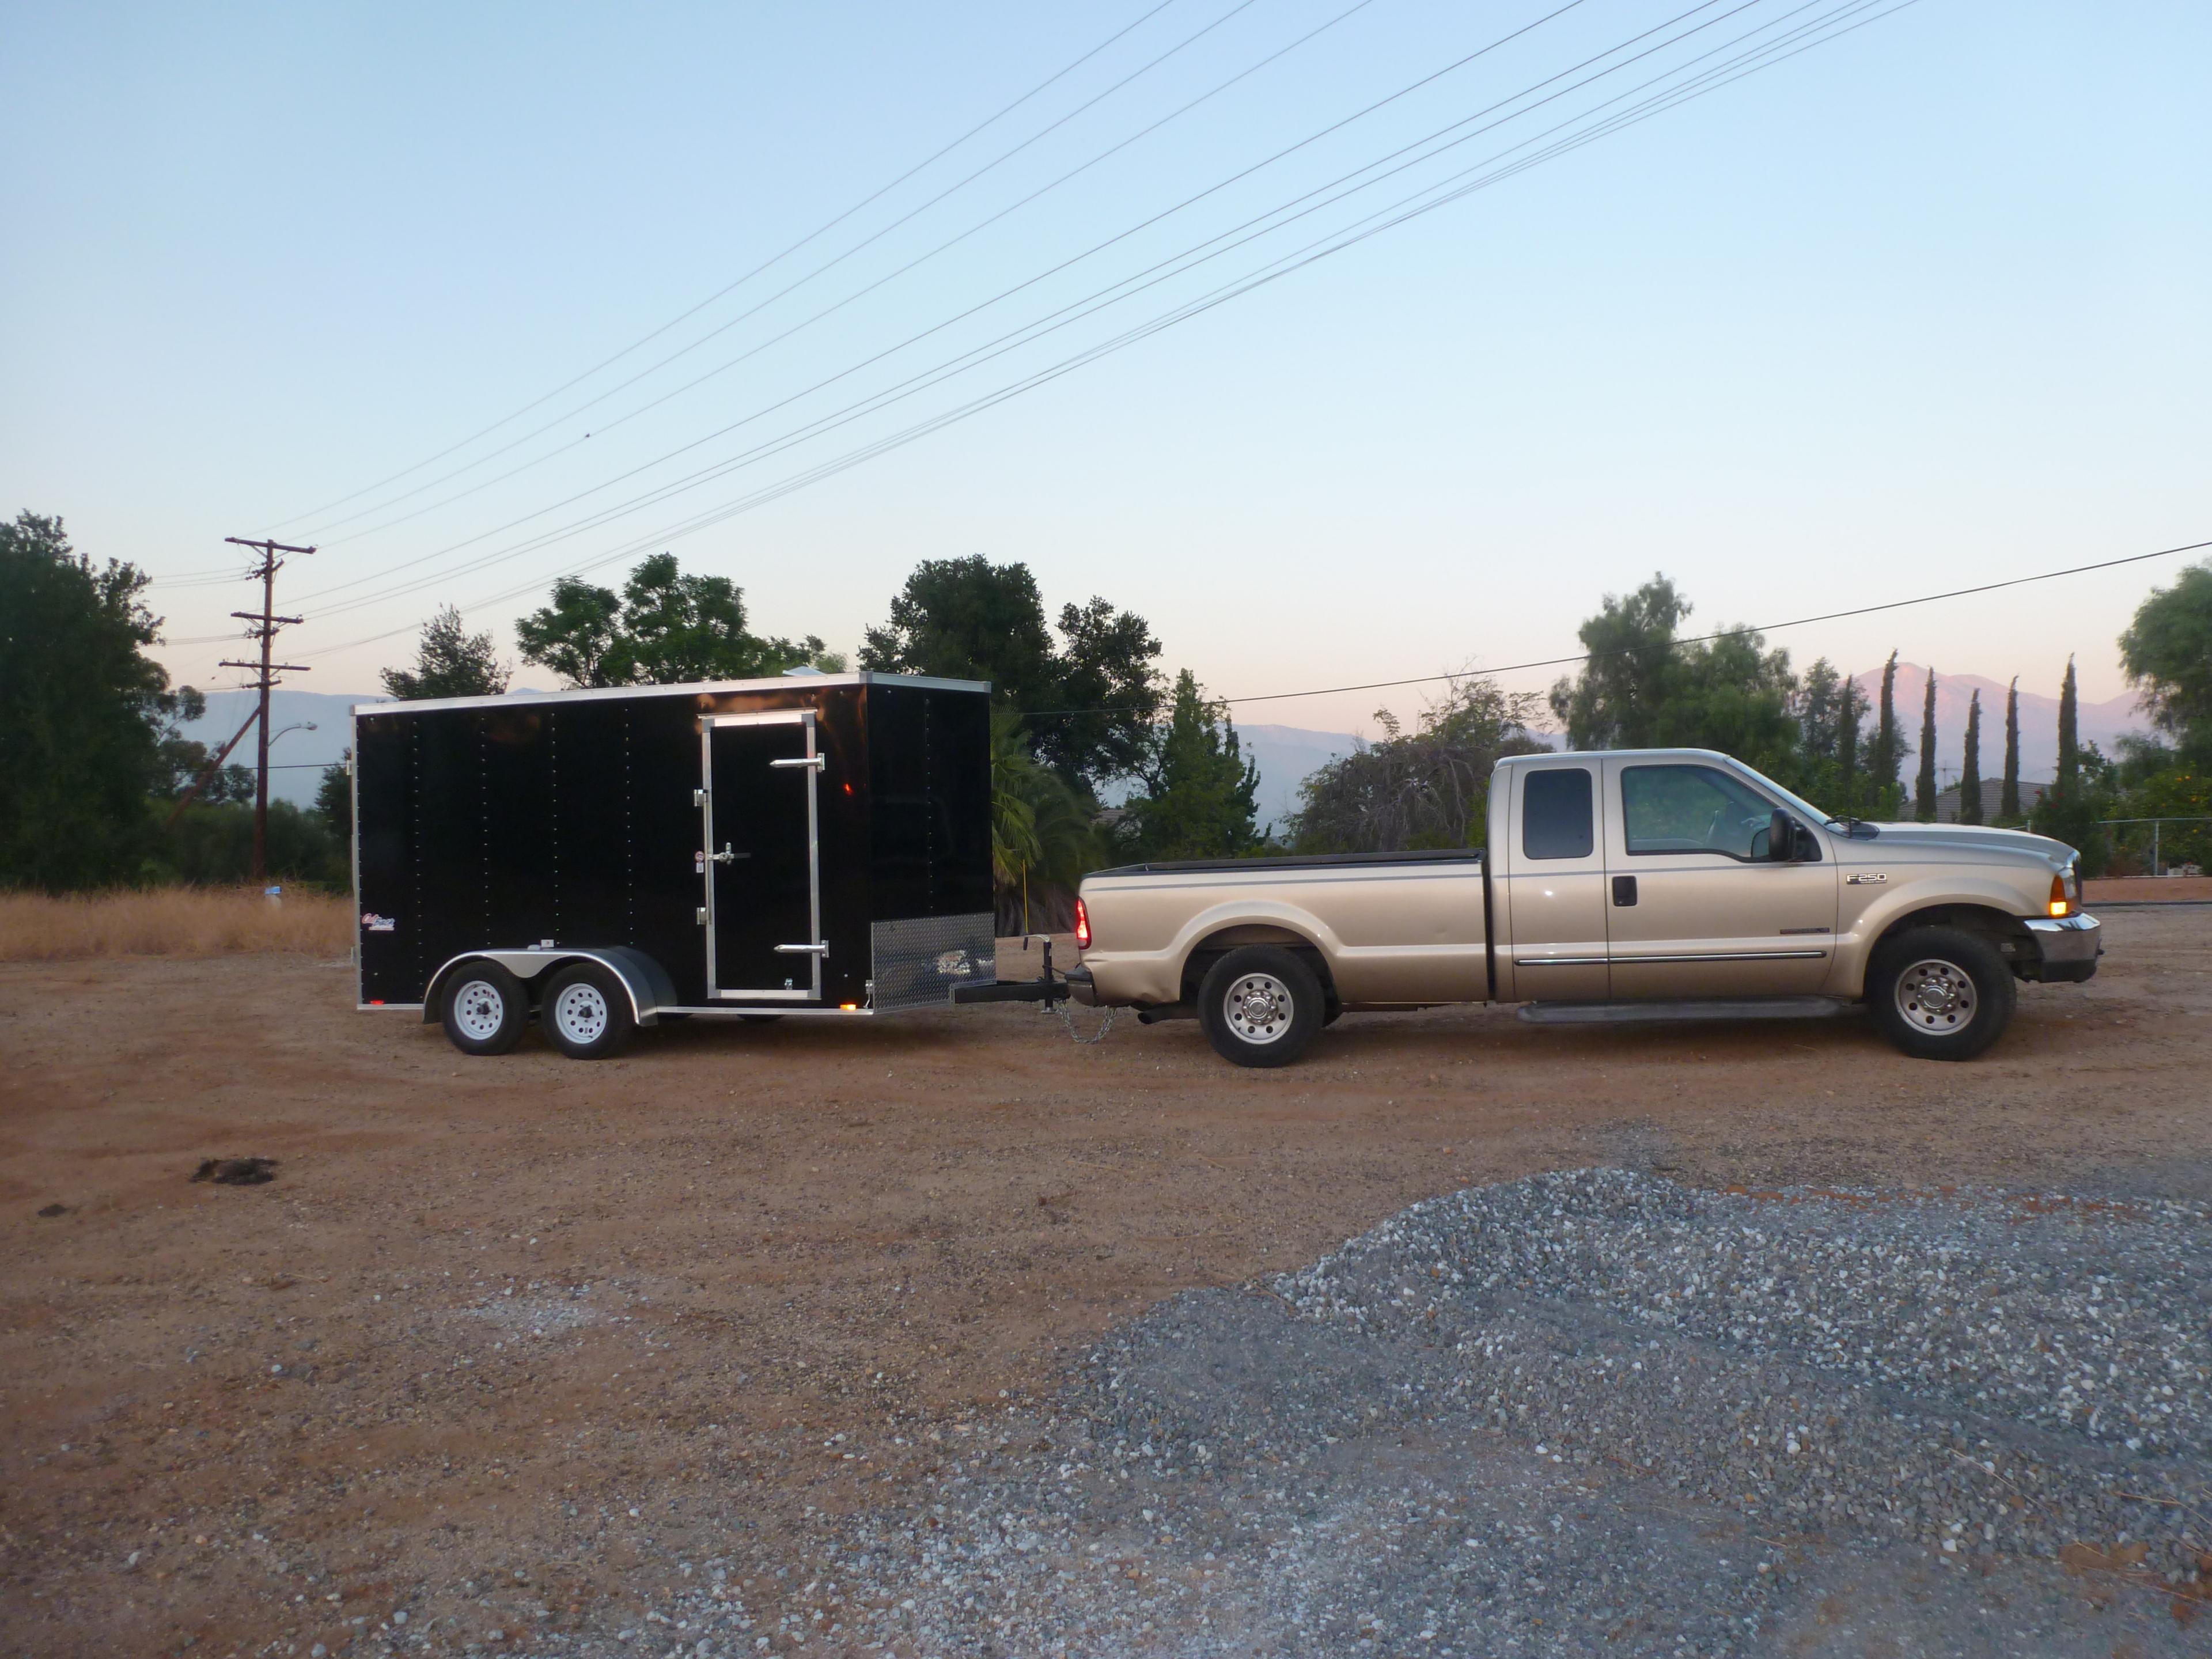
[1522,768,1593,859]
[1622,764,1784,860]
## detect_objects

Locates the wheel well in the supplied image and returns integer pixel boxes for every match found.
[1875,904,2037,977]
[1180,926,1335,1006]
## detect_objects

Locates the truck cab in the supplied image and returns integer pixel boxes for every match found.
[1072,748,2100,1068]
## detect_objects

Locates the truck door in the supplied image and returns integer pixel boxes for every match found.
[1499,762,1610,1002]
[1600,758,1837,998]
[702,711,824,1001]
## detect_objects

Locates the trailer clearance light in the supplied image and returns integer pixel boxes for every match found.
[1073,897,1091,951]
[2048,874,2071,918]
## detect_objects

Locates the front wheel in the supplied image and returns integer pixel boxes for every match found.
[1868,926,2014,1060]
[441,961,528,1056]
[1198,946,1324,1069]
[540,963,637,1059]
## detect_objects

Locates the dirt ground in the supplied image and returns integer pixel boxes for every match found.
[3,910,2209,1658]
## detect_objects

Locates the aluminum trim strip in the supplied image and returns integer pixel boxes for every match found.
[348,670,988,718]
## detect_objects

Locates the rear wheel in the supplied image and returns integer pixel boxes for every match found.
[440,961,527,1056]
[541,963,636,1059]
[1198,946,1323,1069]
[1869,926,2014,1060]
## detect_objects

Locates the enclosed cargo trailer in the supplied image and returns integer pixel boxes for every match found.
[351,672,1005,1057]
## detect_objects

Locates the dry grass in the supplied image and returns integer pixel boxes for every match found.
[0,888,352,961]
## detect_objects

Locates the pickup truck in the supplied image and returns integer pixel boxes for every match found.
[1066,747,2101,1067]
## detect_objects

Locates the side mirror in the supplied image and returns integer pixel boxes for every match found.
[1768,809,1796,862]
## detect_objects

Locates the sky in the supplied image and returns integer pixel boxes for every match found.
[3,0,2207,740]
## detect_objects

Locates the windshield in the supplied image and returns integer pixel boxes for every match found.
[1727,760,1844,830]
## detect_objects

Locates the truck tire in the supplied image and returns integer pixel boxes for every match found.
[541,962,637,1060]
[1869,926,2015,1060]
[1198,946,1323,1069]
[440,961,528,1056]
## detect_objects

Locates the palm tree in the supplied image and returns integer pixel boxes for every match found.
[989,704,1107,934]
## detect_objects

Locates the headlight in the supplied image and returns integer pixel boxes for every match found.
[2067,861,2082,907]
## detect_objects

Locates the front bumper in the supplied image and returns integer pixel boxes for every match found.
[2023,912,2101,982]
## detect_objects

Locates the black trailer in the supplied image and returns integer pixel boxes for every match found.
[350,672,1020,1058]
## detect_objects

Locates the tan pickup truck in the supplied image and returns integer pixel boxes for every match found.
[1066,747,2101,1067]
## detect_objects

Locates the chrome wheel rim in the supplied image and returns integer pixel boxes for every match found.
[1223,972,1294,1044]
[453,979,506,1042]
[552,982,610,1045]
[1895,959,1976,1034]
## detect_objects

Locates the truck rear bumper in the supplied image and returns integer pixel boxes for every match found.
[2022,912,2100,982]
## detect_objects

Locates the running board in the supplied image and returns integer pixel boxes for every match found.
[1517,997,1853,1025]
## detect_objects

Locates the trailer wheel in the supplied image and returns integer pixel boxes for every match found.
[1198,946,1322,1069]
[440,961,527,1056]
[541,963,636,1060]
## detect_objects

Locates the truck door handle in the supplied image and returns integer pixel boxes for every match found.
[1612,876,1638,907]
[710,843,746,864]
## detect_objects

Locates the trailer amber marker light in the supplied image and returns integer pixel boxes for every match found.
[1074,897,1090,950]
[2048,874,2071,918]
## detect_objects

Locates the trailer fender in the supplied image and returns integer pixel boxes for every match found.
[423,948,677,1027]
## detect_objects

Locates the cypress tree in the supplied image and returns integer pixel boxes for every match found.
[2057,655,2080,793]
[1836,676,1862,814]
[1959,690,1983,824]
[1999,677,2021,823]
[1914,667,1940,821]
[1870,652,1905,817]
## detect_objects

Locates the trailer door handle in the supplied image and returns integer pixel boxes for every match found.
[769,755,826,771]
[774,942,828,956]
[710,843,745,864]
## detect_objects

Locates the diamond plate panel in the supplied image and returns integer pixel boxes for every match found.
[870,913,997,1013]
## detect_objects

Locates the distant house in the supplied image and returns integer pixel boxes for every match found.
[1934,779,2046,824]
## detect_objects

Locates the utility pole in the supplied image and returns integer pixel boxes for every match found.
[218,537,315,883]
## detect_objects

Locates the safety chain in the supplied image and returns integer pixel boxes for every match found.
[1052,1000,1119,1045]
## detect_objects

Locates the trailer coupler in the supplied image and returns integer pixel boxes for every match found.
[948,938,1088,1007]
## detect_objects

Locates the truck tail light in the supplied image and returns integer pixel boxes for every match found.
[2048,873,2071,918]
[1073,897,1091,950]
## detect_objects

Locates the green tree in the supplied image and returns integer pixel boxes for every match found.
[163,799,345,890]
[1913,668,1940,821]
[1957,690,1983,824]
[517,553,830,688]
[2119,560,2212,764]
[0,512,186,889]
[861,556,1162,793]
[382,605,511,700]
[2057,656,2080,793]
[859,556,1059,709]
[986,703,1104,932]
[1293,677,1548,853]
[1866,653,1909,818]
[1547,575,1799,780]
[2031,660,2111,871]
[1120,671,1262,862]
[1999,677,2022,824]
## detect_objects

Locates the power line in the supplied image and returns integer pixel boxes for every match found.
[282,0,1909,664]
[276,0,1257,540]
[1014,539,2212,716]
[294,0,1393,554]
[288,0,1745,616]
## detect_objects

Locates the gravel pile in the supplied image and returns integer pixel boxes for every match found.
[524,1171,2212,1658]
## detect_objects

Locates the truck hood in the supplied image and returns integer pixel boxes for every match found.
[1846,821,2076,867]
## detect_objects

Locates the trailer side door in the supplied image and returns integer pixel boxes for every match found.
[702,711,824,1001]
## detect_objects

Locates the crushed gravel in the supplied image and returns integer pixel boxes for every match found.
[493,1171,2212,1656]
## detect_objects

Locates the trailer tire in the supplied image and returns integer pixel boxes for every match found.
[1198,945,1322,1069]
[541,963,637,1059]
[440,961,528,1057]
[1869,925,2014,1060]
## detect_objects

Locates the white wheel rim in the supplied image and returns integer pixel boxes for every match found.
[1223,972,1295,1044]
[1895,958,1977,1034]
[453,979,507,1041]
[552,983,610,1044]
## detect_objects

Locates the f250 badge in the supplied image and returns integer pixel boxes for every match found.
[1845,873,1888,885]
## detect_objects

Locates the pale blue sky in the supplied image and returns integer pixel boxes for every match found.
[3,1,2206,737]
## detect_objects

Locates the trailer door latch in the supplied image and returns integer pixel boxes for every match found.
[710,843,744,864]
[695,907,708,926]
[769,755,827,771]
[692,789,709,808]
